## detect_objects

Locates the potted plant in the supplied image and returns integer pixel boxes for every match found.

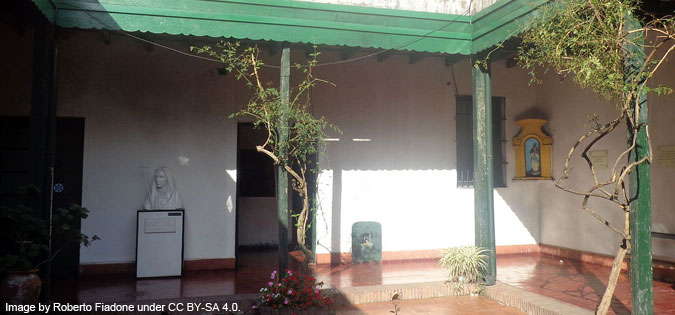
[252,270,332,315]
[438,246,489,295]
[0,186,99,305]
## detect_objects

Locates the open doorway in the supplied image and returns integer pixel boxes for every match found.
[0,117,84,277]
[236,123,281,268]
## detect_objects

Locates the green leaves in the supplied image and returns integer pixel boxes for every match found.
[195,41,340,168]
[439,246,490,284]
[0,190,99,272]
[519,0,630,101]
[519,0,675,108]
[195,42,339,265]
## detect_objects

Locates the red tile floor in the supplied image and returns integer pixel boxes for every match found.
[497,255,675,314]
[334,296,525,314]
[52,251,675,314]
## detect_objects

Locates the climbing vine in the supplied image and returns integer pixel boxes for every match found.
[518,0,675,313]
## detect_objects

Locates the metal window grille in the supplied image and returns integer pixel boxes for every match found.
[455,96,507,188]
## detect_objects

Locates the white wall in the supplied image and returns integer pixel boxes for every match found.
[55,31,246,264]
[56,32,671,263]
[537,51,675,259]
[536,73,625,256]
[52,35,540,264]
[311,55,540,255]
[648,46,675,259]
[0,27,561,265]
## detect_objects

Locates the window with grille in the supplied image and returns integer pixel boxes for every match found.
[455,95,507,188]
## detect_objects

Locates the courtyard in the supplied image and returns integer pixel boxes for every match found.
[2,1,675,314]
[50,251,675,314]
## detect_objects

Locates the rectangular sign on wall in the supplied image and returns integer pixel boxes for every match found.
[657,145,675,168]
[588,150,609,169]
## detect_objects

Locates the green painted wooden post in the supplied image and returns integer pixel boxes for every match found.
[472,61,496,285]
[28,23,58,299]
[278,47,290,272]
[625,15,653,315]
[310,156,318,263]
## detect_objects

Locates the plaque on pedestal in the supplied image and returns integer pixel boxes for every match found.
[136,210,184,278]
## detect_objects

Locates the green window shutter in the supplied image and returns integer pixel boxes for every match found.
[456,96,474,188]
[455,95,506,188]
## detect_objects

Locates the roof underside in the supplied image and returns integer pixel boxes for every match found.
[32,0,543,55]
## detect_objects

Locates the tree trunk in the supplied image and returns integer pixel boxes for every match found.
[296,181,312,268]
[596,240,628,315]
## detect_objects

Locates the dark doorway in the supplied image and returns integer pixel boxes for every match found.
[0,116,84,277]
[235,123,279,268]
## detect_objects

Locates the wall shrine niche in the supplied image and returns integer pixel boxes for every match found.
[513,119,552,180]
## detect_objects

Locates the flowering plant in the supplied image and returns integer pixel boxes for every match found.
[254,270,332,311]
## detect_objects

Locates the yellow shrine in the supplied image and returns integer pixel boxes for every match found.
[513,119,553,180]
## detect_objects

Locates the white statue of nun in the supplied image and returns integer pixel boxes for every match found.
[143,166,184,210]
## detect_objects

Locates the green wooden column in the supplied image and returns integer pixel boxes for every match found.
[309,153,318,263]
[278,47,290,272]
[625,15,653,315]
[29,23,58,299]
[472,61,496,285]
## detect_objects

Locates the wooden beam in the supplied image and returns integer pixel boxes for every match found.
[278,47,291,273]
[309,153,318,263]
[29,23,58,299]
[472,60,496,286]
[625,14,653,315]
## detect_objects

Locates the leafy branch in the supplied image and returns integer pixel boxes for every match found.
[193,42,340,267]
[518,1,675,313]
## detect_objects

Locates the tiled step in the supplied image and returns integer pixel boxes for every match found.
[483,282,593,315]
[327,281,592,315]
[84,280,592,315]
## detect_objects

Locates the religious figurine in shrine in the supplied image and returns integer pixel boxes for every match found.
[527,139,541,177]
[513,119,552,180]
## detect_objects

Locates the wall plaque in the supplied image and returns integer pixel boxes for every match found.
[588,150,609,169]
[657,145,675,168]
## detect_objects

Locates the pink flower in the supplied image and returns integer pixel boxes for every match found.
[315,288,320,294]
[268,281,274,286]
[252,306,257,310]
[284,299,289,305]
[288,289,293,294]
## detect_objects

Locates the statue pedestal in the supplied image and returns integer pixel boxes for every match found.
[136,209,184,278]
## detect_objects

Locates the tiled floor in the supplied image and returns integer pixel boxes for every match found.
[334,296,525,314]
[497,255,675,314]
[52,251,675,314]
